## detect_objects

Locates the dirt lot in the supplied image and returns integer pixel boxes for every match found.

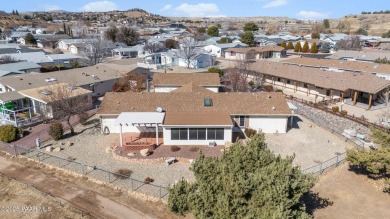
[0,152,186,219]
[309,163,390,219]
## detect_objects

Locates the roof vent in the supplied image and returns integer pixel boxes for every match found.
[45,78,57,82]
[156,107,163,113]
[40,89,52,95]
[204,98,213,107]
[67,85,77,90]
[268,95,272,99]
[271,106,276,111]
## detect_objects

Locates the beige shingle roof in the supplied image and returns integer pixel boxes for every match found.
[225,46,285,53]
[153,73,220,87]
[98,91,291,116]
[251,61,390,94]
[284,57,390,75]
[171,82,214,93]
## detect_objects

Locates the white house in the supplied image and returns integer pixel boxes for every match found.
[178,53,213,69]
[225,46,286,60]
[98,91,291,146]
[203,42,248,58]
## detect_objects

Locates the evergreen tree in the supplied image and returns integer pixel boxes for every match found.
[240,31,255,46]
[197,27,206,34]
[207,26,219,37]
[301,41,309,53]
[281,41,287,49]
[12,10,15,15]
[116,26,139,46]
[287,41,294,50]
[310,42,318,53]
[243,22,259,32]
[15,10,19,16]
[25,33,36,45]
[319,42,331,53]
[104,25,118,42]
[168,133,314,218]
[311,32,320,39]
[218,37,232,44]
[294,42,302,52]
[323,19,330,29]
[67,26,71,36]
[63,23,67,34]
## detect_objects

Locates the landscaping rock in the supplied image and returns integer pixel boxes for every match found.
[105,147,112,154]
[53,147,63,152]
[65,141,74,147]
[127,152,135,157]
[45,146,53,152]
[140,149,150,157]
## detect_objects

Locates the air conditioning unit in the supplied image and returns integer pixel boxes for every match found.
[208,141,216,147]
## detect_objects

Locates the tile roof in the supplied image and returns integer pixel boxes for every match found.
[284,57,390,75]
[164,111,232,126]
[153,73,220,87]
[225,45,285,53]
[250,61,390,94]
[97,91,291,116]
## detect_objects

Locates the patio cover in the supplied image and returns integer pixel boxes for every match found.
[114,112,165,147]
[0,91,25,103]
[114,112,165,126]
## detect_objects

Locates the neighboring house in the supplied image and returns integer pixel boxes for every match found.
[18,83,93,119]
[69,43,85,54]
[112,44,147,58]
[46,54,80,67]
[178,52,213,69]
[225,46,287,60]
[203,42,248,58]
[97,91,291,146]
[0,62,41,77]
[327,50,390,62]
[153,73,220,93]
[0,64,125,97]
[57,39,84,51]
[250,60,390,110]
[0,52,54,66]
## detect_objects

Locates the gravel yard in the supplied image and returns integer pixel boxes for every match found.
[40,117,194,197]
[265,115,354,170]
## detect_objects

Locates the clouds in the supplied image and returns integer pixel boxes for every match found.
[297,11,330,20]
[81,1,118,12]
[262,0,288,9]
[41,5,61,11]
[161,3,225,17]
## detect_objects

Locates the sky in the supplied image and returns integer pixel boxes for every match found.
[2,0,389,20]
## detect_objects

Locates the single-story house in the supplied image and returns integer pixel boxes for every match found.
[0,62,41,77]
[111,45,148,59]
[225,46,287,60]
[57,39,84,51]
[250,60,390,110]
[178,53,213,69]
[153,73,221,93]
[326,50,390,62]
[98,91,291,146]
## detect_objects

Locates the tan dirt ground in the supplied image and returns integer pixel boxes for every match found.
[310,163,390,219]
[0,151,188,219]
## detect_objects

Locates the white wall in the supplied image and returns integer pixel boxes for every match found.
[154,86,180,93]
[204,45,221,57]
[205,87,219,93]
[163,127,232,146]
[248,116,288,133]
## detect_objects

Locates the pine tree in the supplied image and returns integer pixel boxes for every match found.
[287,41,294,50]
[168,133,314,218]
[310,42,318,53]
[67,26,71,36]
[25,33,36,45]
[294,42,302,52]
[301,41,309,53]
[12,10,15,15]
[319,42,331,53]
[15,10,19,16]
[63,23,67,34]
[281,41,287,49]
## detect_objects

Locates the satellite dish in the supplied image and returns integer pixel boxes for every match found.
[156,107,163,113]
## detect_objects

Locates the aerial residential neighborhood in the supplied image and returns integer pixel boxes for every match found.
[0,1,390,219]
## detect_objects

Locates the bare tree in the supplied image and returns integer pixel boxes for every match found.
[41,83,92,135]
[80,37,113,66]
[0,55,18,64]
[178,37,199,69]
[144,41,164,54]
[335,36,361,51]
[112,71,147,92]
[224,57,256,92]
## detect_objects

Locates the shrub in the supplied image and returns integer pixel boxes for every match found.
[289,95,294,100]
[144,177,154,184]
[114,168,133,179]
[332,106,339,113]
[0,125,19,143]
[340,110,348,116]
[208,67,224,77]
[263,85,274,92]
[244,128,257,138]
[25,111,35,118]
[189,146,199,152]
[49,123,64,141]
[171,146,181,152]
